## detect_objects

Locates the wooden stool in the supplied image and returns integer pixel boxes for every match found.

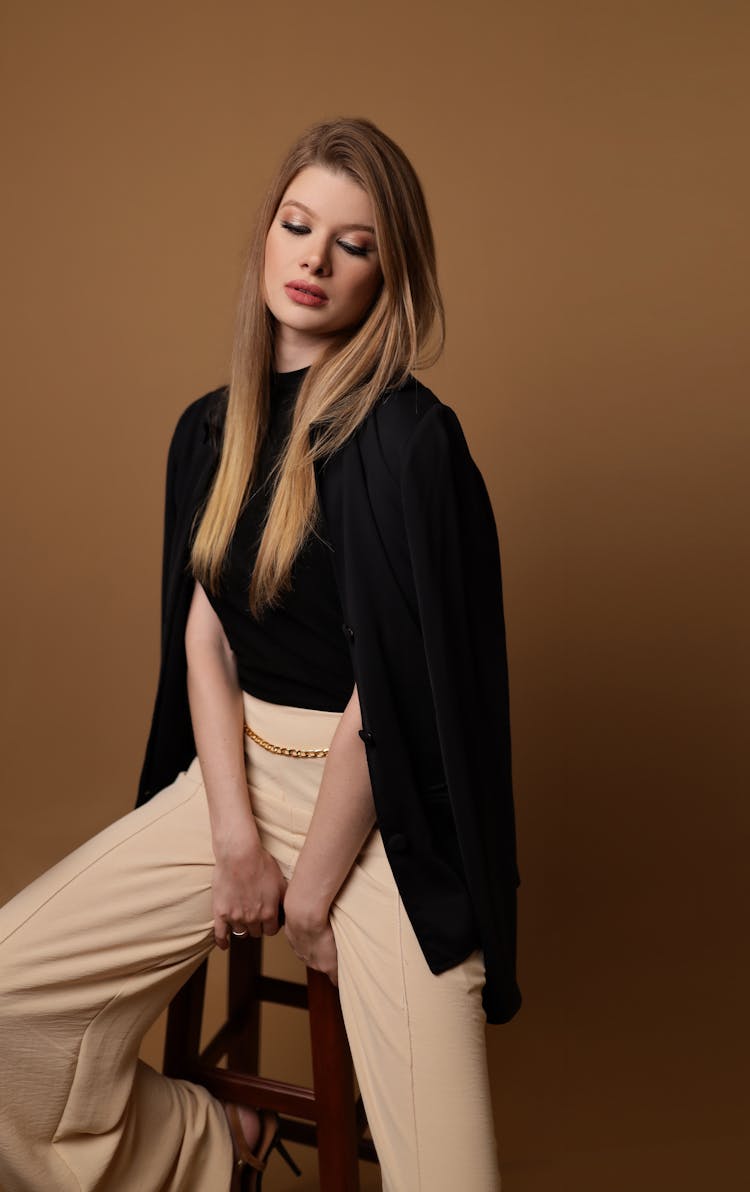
[163,934,378,1190]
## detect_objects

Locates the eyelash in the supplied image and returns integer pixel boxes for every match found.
[280,220,371,257]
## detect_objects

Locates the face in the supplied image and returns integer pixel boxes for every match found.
[263,165,383,369]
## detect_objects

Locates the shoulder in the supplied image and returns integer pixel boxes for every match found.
[168,385,228,463]
[366,374,467,481]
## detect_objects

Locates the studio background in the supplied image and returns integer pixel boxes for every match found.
[1,2,746,1189]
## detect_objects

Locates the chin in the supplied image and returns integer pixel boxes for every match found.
[282,315,335,337]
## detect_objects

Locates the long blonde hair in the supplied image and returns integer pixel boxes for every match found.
[191,116,445,617]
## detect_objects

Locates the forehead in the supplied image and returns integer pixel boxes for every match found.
[279,165,375,228]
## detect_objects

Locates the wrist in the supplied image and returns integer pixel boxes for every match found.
[284,879,331,929]
[211,814,262,861]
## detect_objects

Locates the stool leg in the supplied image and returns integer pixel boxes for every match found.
[163,957,208,1079]
[307,968,360,1191]
[227,935,262,1072]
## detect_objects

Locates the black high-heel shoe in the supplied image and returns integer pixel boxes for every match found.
[225,1103,303,1191]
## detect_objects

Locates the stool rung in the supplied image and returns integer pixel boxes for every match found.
[281,1117,379,1163]
[198,976,310,1068]
[197,1067,318,1120]
[257,973,309,1008]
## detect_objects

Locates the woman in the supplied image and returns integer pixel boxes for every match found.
[0,118,520,1191]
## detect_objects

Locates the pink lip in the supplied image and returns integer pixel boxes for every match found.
[284,280,329,307]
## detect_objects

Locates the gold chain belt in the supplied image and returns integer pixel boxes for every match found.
[243,721,330,758]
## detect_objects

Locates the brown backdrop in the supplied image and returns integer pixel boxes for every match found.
[1,2,747,1189]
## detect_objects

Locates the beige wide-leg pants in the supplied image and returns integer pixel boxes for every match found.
[0,691,500,1191]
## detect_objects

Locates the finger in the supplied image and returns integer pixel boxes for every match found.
[234,909,260,939]
[262,910,280,936]
[214,916,229,951]
[229,921,250,940]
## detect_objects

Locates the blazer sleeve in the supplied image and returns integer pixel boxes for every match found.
[400,399,520,881]
[136,406,196,806]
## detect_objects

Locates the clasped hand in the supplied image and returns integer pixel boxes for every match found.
[212,842,338,986]
[282,883,339,987]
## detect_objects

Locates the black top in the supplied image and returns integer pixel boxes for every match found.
[203,366,354,711]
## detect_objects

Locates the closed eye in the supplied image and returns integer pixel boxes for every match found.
[280,220,373,257]
[339,241,370,257]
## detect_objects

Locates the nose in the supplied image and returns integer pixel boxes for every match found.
[300,236,331,277]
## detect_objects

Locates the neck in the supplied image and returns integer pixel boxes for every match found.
[272,322,343,373]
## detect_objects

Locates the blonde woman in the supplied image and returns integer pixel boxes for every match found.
[0,118,521,1191]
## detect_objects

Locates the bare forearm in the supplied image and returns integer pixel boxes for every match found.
[186,640,261,857]
[184,583,289,951]
[285,686,376,924]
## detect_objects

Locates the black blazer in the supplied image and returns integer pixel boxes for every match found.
[137,376,522,1025]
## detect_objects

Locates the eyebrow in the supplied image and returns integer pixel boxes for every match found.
[281,198,375,235]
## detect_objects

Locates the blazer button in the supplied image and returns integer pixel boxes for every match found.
[386,832,408,854]
[358,728,375,746]
[342,622,355,641]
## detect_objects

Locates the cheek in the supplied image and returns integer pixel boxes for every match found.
[264,228,290,286]
[347,265,382,312]
[263,234,278,284]
[262,234,286,310]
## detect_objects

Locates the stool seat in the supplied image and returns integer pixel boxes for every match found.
[163,934,378,1190]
